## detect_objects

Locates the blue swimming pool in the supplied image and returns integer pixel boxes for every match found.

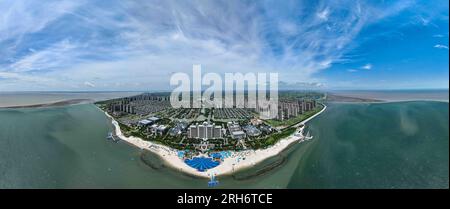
[184,157,220,172]
[177,151,185,159]
[209,151,231,161]
[209,152,222,159]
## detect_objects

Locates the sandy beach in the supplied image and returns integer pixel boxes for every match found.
[103,104,327,178]
[104,111,205,177]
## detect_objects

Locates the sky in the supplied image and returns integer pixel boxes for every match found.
[0,0,448,91]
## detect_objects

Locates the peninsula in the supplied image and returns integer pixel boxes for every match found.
[96,91,326,178]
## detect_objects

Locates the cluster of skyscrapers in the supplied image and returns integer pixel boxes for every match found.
[109,100,136,114]
[277,100,317,121]
[108,94,170,115]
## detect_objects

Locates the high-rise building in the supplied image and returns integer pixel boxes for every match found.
[214,126,222,138]
[188,122,223,139]
[275,99,317,121]
[276,100,300,120]
[206,124,213,139]
[188,125,198,138]
[198,124,206,139]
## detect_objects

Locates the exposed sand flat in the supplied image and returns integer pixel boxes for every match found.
[327,90,449,103]
[102,104,327,178]
[0,92,142,108]
[2,99,93,109]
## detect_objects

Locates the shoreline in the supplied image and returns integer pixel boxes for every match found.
[102,105,327,178]
[103,110,205,177]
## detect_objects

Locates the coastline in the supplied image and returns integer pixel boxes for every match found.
[102,104,327,178]
[103,110,205,177]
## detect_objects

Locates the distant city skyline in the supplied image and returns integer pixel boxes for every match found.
[0,0,448,91]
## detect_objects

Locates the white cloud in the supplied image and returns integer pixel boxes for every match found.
[0,0,81,42]
[278,21,299,36]
[0,0,421,91]
[434,44,449,50]
[433,34,445,38]
[0,71,53,84]
[9,39,78,72]
[83,81,95,88]
[316,8,329,21]
[361,63,373,70]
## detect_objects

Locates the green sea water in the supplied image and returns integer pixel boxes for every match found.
[0,102,448,188]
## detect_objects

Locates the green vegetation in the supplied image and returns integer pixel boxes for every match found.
[119,123,148,139]
[204,108,211,118]
[115,103,322,151]
[248,127,297,149]
[101,91,326,152]
[266,103,324,128]
[118,122,132,137]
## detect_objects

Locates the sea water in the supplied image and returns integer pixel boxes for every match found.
[0,101,448,188]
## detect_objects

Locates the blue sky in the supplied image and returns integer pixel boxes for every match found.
[0,0,448,91]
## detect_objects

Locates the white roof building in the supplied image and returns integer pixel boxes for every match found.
[231,131,246,139]
[138,119,152,126]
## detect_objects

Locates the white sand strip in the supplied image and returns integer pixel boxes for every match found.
[101,104,326,178]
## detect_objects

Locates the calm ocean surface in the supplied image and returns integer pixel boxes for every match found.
[0,101,448,188]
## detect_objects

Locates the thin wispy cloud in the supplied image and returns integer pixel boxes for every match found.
[83,81,95,88]
[316,8,330,21]
[434,44,449,50]
[0,0,447,91]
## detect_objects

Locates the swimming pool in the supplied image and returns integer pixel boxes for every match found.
[184,157,220,172]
